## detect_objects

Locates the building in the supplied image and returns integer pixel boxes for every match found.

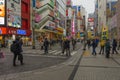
[98,0,107,34]
[0,0,31,47]
[87,13,95,39]
[116,0,120,39]
[66,0,73,37]
[107,0,118,39]
[33,0,66,40]
[72,5,86,39]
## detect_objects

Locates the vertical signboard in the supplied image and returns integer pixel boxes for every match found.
[0,0,5,25]
[7,0,21,28]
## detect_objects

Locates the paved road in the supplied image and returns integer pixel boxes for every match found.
[0,44,120,80]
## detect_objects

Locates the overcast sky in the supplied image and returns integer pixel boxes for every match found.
[72,0,95,14]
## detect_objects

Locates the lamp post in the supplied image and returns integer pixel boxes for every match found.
[32,0,36,49]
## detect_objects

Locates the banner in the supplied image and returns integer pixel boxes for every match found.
[7,0,21,28]
[0,0,5,25]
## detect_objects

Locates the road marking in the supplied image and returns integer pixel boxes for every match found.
[71,51,77,55]
[83,50,90,56]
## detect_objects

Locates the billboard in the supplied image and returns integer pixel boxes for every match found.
[7,0,21,28]
[0,0,5,25]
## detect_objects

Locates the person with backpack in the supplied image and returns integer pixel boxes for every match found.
[10,37,24,66]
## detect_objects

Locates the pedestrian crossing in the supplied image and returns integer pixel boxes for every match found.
[23,49,77,57]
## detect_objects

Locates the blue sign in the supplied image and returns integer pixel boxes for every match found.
[17,30,26,35]
[32,0,36,7]
[0,29,2,34]
[78,6,81,11]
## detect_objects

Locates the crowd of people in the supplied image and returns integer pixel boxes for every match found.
[2,36,119,67]
[85,38,120,58]
[39,38,77,57]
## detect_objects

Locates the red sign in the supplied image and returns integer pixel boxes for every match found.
[66,9,68,16]
[88,18,94,22]
[0,27,7,34]
[7,28,17,35]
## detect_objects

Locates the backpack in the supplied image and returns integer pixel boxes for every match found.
[10,43,17,53]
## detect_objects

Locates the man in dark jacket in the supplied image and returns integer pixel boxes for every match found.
[11,37,24,66]
[112,39,118,54]
[43,38,49,54]
[91,39,97,55]
[105,39,111,58]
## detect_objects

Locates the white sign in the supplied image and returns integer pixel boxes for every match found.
[0,0,5,25]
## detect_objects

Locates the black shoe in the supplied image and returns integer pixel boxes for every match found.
[21,63,24,65]
[13,64,17,67]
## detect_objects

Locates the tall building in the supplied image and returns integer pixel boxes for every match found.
[107,0,118,39]
[72,5,86,39]
[98,0,107,34]
[66,0,73,37]
[0,0,31,47]
[33,0,66,40]
[116,0,120,39]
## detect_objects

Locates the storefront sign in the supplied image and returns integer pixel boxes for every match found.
[0,0,5,25]
[17,29,26,35]
[0,27,7,34]
[7,0,21,28]
[7,28,17,35]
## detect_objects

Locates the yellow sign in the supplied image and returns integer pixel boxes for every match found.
[101,25,108,40]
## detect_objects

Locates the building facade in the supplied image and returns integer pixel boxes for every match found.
[116,0,120,39]
[33,0,66,40]
[98,0,107,34]
[0,0,31,47]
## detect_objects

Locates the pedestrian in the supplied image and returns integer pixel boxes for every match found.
[87,39,91,49]
[112,39,118,54]
[62,38,67,55]
[10,37,24,66]
[117,39,120,50]
[72,38,76,50]
[66,38,71,56]
[91,39,97,56]
[105,39,111,58]
[43,38,49,54]
[99,40,105,54]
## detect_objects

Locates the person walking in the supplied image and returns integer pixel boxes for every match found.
[117,39,120,50]
[62,38,67,55]
[91,39,97,56]
[87,39,91,49]
[66,38,71,56]
[43,38,49,54]
[10,37,24,66]
[99,40,105,54]
[112,39,118,54]
[105,39,111,58]
[72,38,76,50]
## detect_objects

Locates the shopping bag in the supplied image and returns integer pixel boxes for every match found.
[0,52,4,58]
[18,54,23,61]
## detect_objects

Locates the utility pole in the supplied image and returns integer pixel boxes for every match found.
[32,0,36,49]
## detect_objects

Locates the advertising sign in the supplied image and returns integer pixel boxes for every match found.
[7,0,21,28]
[0,27,7,34]
[17,29,26,35]
[0,0,5,25]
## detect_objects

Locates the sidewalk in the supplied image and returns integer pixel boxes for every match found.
[74,47,120,80]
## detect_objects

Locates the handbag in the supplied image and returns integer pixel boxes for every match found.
[0,52,4,58]
[18,53,23,61]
